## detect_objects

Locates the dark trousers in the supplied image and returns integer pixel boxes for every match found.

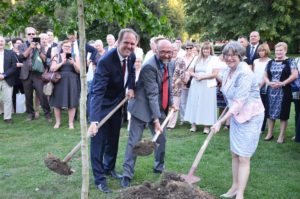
[12,83,24,112]
[22,72,51,118]
[90,109,122,185]
[260,93,267,131]
[294,99,300,142]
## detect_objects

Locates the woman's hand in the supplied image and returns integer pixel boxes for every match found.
[211,121,222,134]
[268,82,281,88]
[195,74,203,81]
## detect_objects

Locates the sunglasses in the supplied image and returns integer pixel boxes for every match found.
[27,33,36,36]
[186,47,193,50]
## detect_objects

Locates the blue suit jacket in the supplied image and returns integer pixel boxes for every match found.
[2,49,17,87]
[89,48,136,122]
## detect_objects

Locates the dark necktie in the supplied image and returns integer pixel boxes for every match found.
[162,65,169,110]
[122,59,127,77]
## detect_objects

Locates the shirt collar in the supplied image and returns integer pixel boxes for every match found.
[155,55,165,70]
[117,48,127,62]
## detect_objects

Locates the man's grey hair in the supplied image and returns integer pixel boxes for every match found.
[222,41,245,61]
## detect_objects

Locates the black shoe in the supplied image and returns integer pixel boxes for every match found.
[96,182,112,193]
[120,176,131,188]
[153,169,163,174]
[4,119,13,124]
[105,170,122,179]
[26,115,34,121]
[264,135,274,141]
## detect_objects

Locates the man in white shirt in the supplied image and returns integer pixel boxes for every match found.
[0,36,17,123]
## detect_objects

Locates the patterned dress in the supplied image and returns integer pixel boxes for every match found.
[266,59,295,120]
[222,62,264,157]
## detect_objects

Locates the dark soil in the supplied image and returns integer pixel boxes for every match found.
[44,153,74,176]
[117,172,215,199]
[132,139,156,156]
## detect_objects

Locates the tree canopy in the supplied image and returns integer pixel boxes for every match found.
[184,0,300,52]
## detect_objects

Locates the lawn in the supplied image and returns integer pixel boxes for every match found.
[0,110,299,199]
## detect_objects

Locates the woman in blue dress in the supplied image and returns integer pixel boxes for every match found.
[211,42,265,199]
[264,42,298,143]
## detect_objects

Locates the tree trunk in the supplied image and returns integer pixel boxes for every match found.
[76,0,89,198]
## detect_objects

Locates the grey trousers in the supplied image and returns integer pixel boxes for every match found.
[180,88,189,121]
[122,115,166,179]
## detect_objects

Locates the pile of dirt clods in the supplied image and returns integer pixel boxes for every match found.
[117,172,214,199]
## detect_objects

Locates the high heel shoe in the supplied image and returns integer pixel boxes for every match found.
[264,135,274,141]
[220,191,237,198]
[53,123,60,129]
[189,126,196,133]
[69,123,74,130]
[277,137,285,144]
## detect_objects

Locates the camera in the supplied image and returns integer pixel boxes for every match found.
[66,53,72,60]
[32,37,40,43]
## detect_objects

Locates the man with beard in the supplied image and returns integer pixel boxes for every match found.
[121,39,175,188]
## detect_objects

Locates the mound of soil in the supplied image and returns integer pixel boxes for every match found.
[118,172,214,199]
[132,139,156,156]
[44,153,74,176]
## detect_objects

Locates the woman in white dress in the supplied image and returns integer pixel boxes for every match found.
[252,43,271,132]
[184,42,219,133]
[211,42,265,199]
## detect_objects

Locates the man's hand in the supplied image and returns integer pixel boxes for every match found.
[16,63,23,67]
[88,123,99,137]
[0,74,4,80]
[171,104,179,111]
[153,119,163,133]
[127,89,135,99]
[29,42,37,49]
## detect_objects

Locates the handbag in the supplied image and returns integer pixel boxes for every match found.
[43,82,54,96]
[183,56,196,88]
[16,92,26,113]
[32,49,45,73]
[41,69,61,83]
[290,58,300,92]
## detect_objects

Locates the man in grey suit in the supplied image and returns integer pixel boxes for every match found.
[18,27,51,121]
[121,39,176,188]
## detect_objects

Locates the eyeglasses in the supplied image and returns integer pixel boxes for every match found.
[224,54,239,59]
[27,33,36,36]
[158,51,173,55]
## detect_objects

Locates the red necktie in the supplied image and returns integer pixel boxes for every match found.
[162,65,169,110]
[122,59,127,77]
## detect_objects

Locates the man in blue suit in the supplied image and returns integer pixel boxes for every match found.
[88,28,137,193]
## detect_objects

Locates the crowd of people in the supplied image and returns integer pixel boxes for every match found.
[1,27,300,198]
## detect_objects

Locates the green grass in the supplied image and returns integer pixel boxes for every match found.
[0,110,300,199]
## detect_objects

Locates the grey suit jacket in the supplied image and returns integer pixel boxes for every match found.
[128,55,173,123]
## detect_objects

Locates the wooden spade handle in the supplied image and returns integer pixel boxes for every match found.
[151,109,176,142]
[187,106,229,177]
[62,96,129,163]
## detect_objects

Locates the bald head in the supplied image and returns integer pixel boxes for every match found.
[249,31,260,45]
[156,39,173,64]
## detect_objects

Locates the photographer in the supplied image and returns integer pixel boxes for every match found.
[18,27,52,122]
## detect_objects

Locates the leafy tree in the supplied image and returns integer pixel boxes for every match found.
[184,0,300,52]
[0,0,173,47]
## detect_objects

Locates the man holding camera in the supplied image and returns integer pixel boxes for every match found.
[18,27,51,122]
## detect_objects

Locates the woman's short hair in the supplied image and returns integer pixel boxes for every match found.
[222,41,245,61]
[257,43,270,57]
[275,42,288,51]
